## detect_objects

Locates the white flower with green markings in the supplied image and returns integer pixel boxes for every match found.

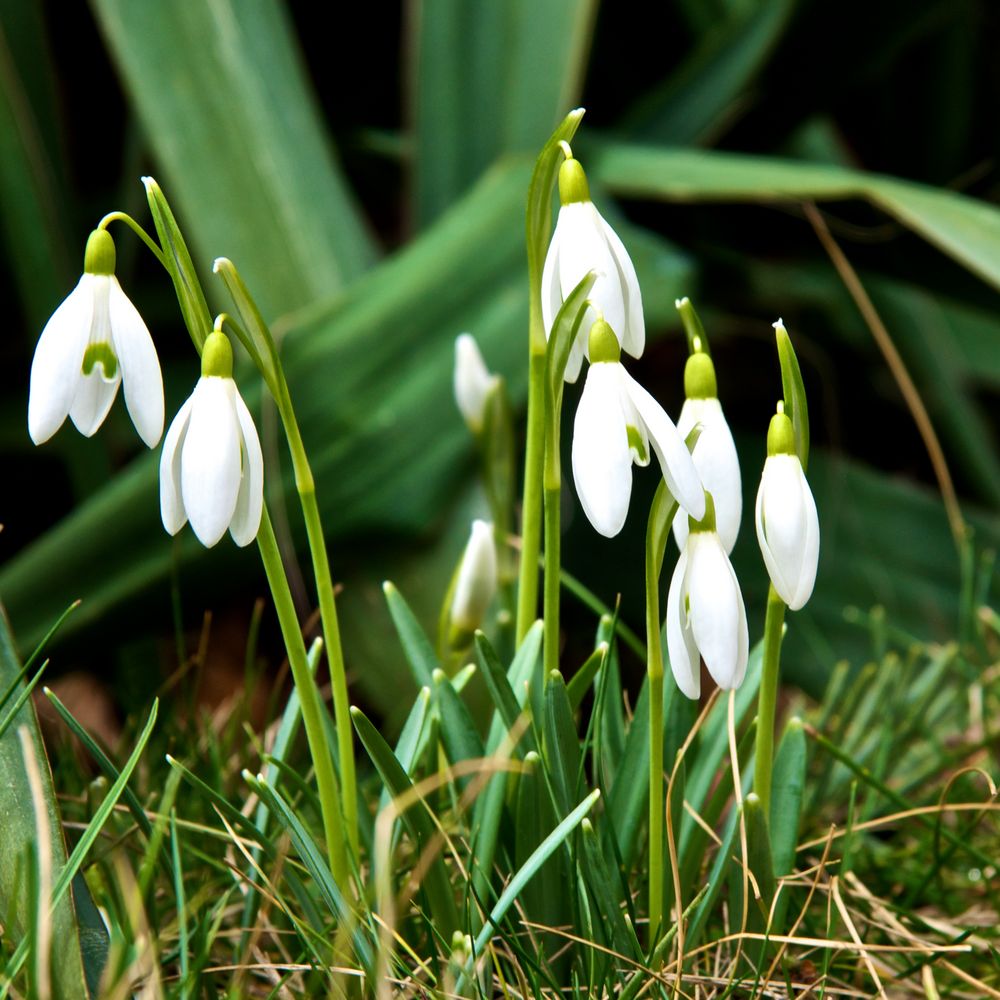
[673,351,742,554]
[666,491,749,699]
[572,320,704,538]
[542,156,644,383]
[28,229,163,447]
[160,331,263,548]
[755,407,819,610]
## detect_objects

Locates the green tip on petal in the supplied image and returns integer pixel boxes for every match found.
[767,409,796,456]
[558,157,590,205]
[684,352,717,399]
[588,319,620,363]
[81,341,118,379]
[84,229,116,275]
[201,330,234,378]
[688,489,716,534]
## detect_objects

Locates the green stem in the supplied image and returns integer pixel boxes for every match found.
[255,508,349,893]
[97,211,167,268]
[753,584,787,819]
[516,348,547,641]
[646,529,665,946]
[275,380,359,859]
[543,486,560,679]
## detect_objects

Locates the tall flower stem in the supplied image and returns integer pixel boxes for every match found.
[273,377,359,859]
[256,508,349,893]
[644,481,679,947]
[542,485,561,679]
[753,583,787,819]
[516,348,546,641]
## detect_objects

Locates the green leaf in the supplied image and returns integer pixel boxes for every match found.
[461,788,601,987]
[566,643,606,713]
[383,581,440,689]
[0,10,73,333]
[350,706,460,940]
[90,0,377,317]
[589,142,1000,293]
[432,667,485,792]
[543,671,582,816]
[0,605,95,999]
[624,0,798,145]
[770,717,806,877]
[546,270,597,393]
[775,320,810,471]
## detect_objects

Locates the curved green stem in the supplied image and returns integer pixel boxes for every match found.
[516,348,546,641]
[256,508,349,893]
[753,584,787,819]
[97,211,167,268]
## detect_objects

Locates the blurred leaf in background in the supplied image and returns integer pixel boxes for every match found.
[0,0,997,720]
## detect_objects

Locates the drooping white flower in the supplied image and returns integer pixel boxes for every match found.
[666,492,749,699]
[160,331,263,548]
[28,229,163,447]
[541,156,644,383]
[755,408,819,610]
[672,351,742,554]
[450,519,498,634]
[453,333,499,434]
[571,320,704,538]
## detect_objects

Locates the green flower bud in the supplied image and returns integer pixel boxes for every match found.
[201,330,234,378]
[767,408,796,456]
[688,489,717,534]
[588,319,621,364]
[84,229,116,276]
[684,351,717,400]
[558,157,590,205]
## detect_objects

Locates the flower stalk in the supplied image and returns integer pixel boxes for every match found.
[752,584,786,818]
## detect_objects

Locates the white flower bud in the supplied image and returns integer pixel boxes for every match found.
[453,334,499,434]
[450,520,497,632]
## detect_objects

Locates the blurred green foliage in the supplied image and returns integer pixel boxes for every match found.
[0,0,998,715]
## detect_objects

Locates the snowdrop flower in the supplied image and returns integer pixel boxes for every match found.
[666,491,749,699]
[542,155,643,383]
[450,519,498,635]
[453,333,499,434]
[673,349,742,554]
[571,320,704,538]
[160,331,263,548]
[28,229,163,447]
[755,407,819,610]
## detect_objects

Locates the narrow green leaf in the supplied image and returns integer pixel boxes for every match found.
[775,321,810,471]
[579,818,640,960]
[566,644,607,713]
[350,706,460,939]
[624,0,797,145]
[432,667,485,791]
[383,581,440,689]
[91,0,377,316]
[590,141,1000,294]
[543,671,582,815]
[0,607,92,999]
[770,717,806,877]
[475,631,528,739]
[546,270,598,394]
[464,788,601,981]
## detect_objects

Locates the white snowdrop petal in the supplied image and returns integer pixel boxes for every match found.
[572,363,632,537]
[229,384,265,546]
[757,456,808,604]
[665,549,700,699]
[681,398,742,553]
[109,276,164,448]
[159,395,195,535]
[788,467,820,610]
[755,479,791,602]
[181,378,241,547]
[557,204,626,338]
[541,222,562,336]
[28,277,95,444]
[621,369,705,520]
[687,534,745,690]
[69,370,120,437]
[597,211,645,359]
